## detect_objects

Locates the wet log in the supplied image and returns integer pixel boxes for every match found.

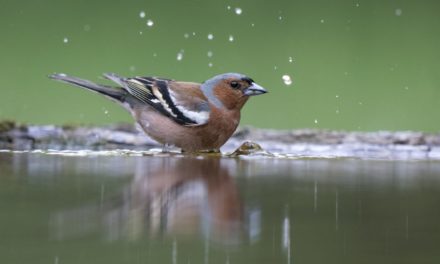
[1,121,439,160]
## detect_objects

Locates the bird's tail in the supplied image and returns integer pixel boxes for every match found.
[49,73,127,102]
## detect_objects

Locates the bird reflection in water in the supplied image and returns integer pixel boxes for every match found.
[51,157,258,244]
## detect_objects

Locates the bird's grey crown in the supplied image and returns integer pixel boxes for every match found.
[201,73,250,108]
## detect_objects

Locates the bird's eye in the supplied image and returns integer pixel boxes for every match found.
[230,81,240,89]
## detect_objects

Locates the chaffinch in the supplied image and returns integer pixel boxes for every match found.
[49,72,267,151]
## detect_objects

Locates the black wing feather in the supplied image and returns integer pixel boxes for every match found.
[125,77,198,125]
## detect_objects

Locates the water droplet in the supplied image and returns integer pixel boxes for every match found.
[314,119,318,124]
[320,19,325,23]
[207,33,214,40]
[288,57,293,63]
[104,110,109,115]
[208,62,213,67]
[355,3,360,7]
[235,7,242,15]
[251,23,255,27]
[192,32,196,36]
[139,11,146,18]
[274,66,278,70]
[207,51,213,57]
[63,37,69,43]
[227,5,231,10]
[184,33,189,39]
[228,35,234,42]
[278,16,283,20]
[395,8,402,16]
[282,74,292,85]
[146,19,154,27]
[139,31,143,35]
[176,50,184,61]
[335,95,340,98]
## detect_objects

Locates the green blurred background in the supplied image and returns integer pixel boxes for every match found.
[1,0,439,131]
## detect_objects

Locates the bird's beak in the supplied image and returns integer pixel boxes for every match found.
[244,83,268,96]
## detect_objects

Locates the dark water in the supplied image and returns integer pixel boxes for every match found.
[1,152,440,263]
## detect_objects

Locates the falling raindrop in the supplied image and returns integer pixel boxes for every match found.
[208,62,213,67]
[315,119,318,124]
[288,56,293,63]
[355,3,360,7]
[282,74,292,85]
[235,7,242,15]
[184,33,189,39]
[176,50,184,61]
[227,5,231,10]
[320,19,325,23]
[139,31,143,35]
[139,11,146,18]
[63,37,69,43]
[146,19,154,27]
[207,51,213,57]
[228,35,234,42]
[336,95,340,98]
[207,33,214,40]
[278,16,283,20]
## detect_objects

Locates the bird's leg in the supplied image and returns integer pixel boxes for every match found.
[162,143,172,153]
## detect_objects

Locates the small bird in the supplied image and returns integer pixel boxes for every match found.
[49,72,267,152]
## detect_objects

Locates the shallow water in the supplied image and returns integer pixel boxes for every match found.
[1,152,440,264]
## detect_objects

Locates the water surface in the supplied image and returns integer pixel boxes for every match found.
[1,153,439,263]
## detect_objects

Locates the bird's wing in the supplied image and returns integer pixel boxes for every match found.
[123,76,210,126]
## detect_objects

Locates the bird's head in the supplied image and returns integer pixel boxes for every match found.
[201,73,267,110]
